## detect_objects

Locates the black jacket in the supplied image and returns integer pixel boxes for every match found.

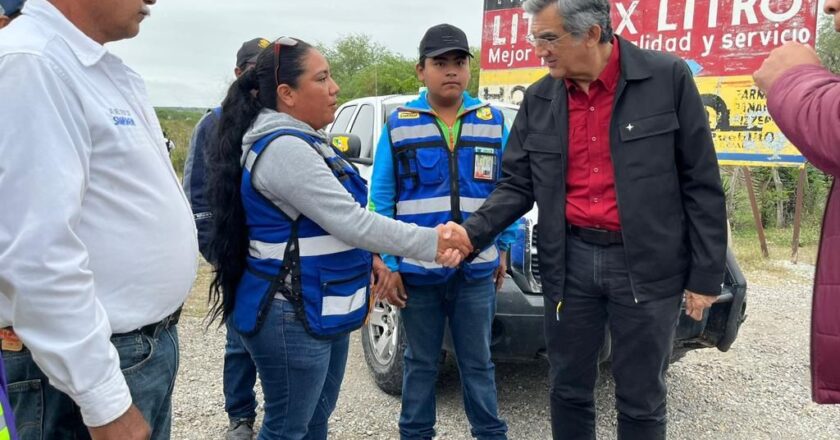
[463,37,727,303]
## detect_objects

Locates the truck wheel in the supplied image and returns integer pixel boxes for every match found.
[361,300,406,395]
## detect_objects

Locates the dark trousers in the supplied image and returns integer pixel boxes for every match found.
[546,234,682,440]
[223,320,258,422]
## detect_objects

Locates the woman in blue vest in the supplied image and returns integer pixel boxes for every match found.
[204,37,469,440]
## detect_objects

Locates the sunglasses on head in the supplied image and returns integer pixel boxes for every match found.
[273,36,299,87]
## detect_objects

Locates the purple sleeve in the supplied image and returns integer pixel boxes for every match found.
[766,65,840,176]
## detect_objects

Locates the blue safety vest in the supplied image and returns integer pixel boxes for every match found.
[232,129,372,338]
[387,99,505,285]
[0,357,16,440]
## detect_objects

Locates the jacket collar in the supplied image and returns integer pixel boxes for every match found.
[616,36,653,82]
[533,35,652,101]
[26,0,108,67]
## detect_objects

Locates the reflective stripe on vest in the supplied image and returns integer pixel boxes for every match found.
[459,122,502,140]
[387,104,505,284]
[402,245,499,271]
[232,128,372,337]
[249,235,355,260]
[395,196,486,217]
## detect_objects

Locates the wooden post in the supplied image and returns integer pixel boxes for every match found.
[743,167,769,258]
[791,166,807,263]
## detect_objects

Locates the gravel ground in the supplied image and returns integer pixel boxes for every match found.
[171,261,840,439]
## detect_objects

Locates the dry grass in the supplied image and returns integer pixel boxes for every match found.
[184,260,213,320]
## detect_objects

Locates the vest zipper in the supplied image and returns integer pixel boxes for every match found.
[432,119,463,223]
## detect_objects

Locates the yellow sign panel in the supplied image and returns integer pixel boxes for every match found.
[695,75,804,167]
[479,69,804,168]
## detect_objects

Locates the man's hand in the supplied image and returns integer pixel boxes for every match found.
[89,405,150,440]
[493,251,508,291]
[371,254,391,301]
[754,42,822,92]
[381,271,408,308]
[684,290,718,321]
[435,222,473,267]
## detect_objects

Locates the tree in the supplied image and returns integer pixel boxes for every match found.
[321,34,425,104]
[817,15,840,73]
[320,35,484,103]
[468,46,481,97]
[319,34,387,88]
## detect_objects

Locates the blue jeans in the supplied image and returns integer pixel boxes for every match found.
[399,274,508,440]
[224,320,258,421]
[546,234,682,440]
[2,325,179,440]
[240,299,348,440]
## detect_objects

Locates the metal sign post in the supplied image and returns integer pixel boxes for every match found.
[742,167,769,258]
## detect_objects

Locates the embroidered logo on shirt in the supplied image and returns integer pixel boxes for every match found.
[110,108,136,127]
[398,111,420,120]
[476,107,493,121]
[625,123,634,132]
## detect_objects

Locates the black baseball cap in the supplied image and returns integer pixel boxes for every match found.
[236,37,270,68]
[419,24,473,58]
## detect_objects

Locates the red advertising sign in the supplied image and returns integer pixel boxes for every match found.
[481,0,819,77]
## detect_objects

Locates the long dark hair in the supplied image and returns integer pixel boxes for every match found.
[205,37,313,325]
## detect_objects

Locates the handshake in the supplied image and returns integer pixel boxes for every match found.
[434,221,473,267]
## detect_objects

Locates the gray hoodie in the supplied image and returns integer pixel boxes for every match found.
[243,109,438,261]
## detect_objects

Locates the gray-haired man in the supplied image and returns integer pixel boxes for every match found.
[459,0,727,439]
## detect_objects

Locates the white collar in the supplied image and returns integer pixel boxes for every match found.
[25,0,109,67]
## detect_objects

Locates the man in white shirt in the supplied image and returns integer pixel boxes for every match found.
[0,0,198,439]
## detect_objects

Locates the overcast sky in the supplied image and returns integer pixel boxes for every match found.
[107,0,485,108]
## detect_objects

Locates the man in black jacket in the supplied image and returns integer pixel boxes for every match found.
[459,0,726,439]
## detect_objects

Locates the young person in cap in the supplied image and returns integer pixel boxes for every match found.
[369,23,513,440]
[0,0,198,439]
[183,36,270,440]
[205,36,471,440]
[0,0,23,28]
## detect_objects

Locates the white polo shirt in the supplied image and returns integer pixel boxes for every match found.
[0,0,198,427]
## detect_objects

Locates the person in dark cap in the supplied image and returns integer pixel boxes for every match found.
[369,23,513,440]
[0,0,24,28]
[182,36,270,440]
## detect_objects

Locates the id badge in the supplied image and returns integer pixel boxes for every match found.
[473,147,497,182]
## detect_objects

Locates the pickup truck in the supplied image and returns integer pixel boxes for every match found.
[328,94,748,395]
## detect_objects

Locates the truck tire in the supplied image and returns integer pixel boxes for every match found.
[361,300,407,395]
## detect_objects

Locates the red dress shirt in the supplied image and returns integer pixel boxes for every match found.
[565,38,622,231]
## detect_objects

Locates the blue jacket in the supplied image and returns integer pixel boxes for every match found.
[183,107,220,261]
[369,91,516,285]
[233,129,372,338]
